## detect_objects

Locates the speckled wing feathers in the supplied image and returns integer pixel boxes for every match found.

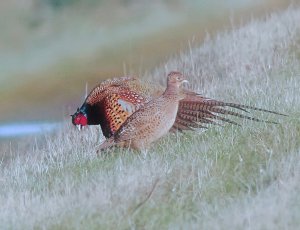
[101,94,134,135]
[85,77,138,105]
[85,77,154,135]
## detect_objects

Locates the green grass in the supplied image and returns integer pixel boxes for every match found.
[1,6,300,230]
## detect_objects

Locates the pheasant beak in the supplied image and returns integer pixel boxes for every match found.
[76,124,82,131]
[181,79,189,86]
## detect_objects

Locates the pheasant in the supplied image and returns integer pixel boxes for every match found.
[72,72,285,138]
[97,72,188,151]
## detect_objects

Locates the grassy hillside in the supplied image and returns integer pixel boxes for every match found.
[1,6,300,229]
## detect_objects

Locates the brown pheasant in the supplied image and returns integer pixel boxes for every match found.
[72,72,285,138]
[97,72,188,151]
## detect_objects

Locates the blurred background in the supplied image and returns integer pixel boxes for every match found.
[0,0,295,138]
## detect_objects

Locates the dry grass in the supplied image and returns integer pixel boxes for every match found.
[1,6,300,229]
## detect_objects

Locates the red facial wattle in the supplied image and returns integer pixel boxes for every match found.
[74,114,87,126]
[81,115,88,126]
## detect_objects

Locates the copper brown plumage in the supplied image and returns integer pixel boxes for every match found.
[72,72,285,138]
[97,72,188,151]
[72,77,151,137]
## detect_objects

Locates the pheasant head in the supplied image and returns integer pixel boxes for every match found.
[72,108,88,131]
[165,71,188,97]
[167,71,188,86]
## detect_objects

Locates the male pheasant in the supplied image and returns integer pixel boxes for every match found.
[72,72,284,138]
[97,72,188,151]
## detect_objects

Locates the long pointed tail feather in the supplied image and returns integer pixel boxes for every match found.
[203,100,287,116]
[178,113,223,126]
[179,109,241,126]
[174,95,284,132]
[208,107,279,124]
[174,117,208,131]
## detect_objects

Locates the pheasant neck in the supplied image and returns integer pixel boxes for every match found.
[163,84,181,98]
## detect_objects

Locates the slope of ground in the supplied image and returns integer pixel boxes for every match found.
[0,6,300,230]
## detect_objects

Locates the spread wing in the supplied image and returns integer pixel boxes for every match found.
[82,77,154,137]
[85,76,138,105]
[100,92,147,136]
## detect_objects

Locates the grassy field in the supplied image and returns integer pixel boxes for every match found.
[1,6,300,229]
